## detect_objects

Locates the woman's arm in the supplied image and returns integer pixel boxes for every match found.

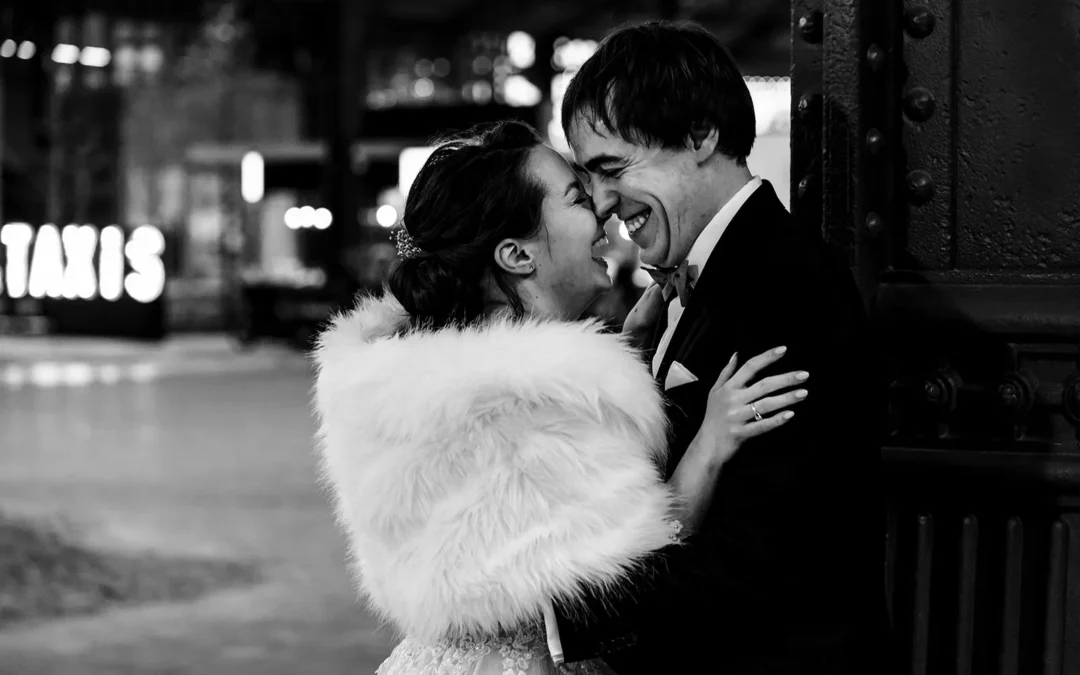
[667,425,724,534]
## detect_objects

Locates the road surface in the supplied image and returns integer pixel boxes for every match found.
[0,338,395,675]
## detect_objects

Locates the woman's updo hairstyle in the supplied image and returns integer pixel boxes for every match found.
[387,120,545,330]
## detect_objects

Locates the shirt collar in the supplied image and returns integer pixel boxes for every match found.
[684,176,762,274]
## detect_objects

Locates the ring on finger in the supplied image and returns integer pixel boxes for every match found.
[749,401,764,422]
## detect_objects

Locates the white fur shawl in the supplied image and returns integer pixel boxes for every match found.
[312,293,676,643]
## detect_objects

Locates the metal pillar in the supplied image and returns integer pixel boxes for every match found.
[322,0,368,292]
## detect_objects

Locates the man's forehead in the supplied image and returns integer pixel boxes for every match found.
[567,124,631,166]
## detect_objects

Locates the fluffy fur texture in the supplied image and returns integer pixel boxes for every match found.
[312,293,677,643]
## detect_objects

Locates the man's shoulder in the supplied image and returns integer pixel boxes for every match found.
[752,214,856,295]
[718,190,825,271]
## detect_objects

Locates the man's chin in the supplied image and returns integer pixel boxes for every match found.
[638,250,666,267]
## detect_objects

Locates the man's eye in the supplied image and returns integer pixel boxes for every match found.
[599,168,624,180]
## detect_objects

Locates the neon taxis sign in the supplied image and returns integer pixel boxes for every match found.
[0,223,165,303]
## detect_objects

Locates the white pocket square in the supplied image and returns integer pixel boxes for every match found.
[664,360,699,391]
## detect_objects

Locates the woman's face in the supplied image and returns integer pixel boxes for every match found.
[522,145,613,319]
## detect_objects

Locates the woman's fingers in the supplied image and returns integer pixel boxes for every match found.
[731,388,808,423]
[740,410,796,438]
[754,389,808,416]
[711,352,739,390]
[728,346,787,389]
[622,284,666,335]
[738,370,810,403]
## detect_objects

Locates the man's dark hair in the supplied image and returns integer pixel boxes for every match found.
[561,20,756,164]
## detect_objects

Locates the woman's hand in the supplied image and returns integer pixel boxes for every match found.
[667,347,808,534]
[621,284,665,349]
[700,346,809,466]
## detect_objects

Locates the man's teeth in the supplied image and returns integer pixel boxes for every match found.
[592,235,609,247]
[625,210,650,234]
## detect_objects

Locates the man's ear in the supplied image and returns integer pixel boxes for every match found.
[687,125,719,164]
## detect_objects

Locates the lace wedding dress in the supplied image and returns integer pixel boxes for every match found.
[376,623,615,675]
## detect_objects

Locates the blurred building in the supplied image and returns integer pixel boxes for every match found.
[1,0,792,338]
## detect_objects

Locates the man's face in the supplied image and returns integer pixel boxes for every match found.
[567,120,706,268]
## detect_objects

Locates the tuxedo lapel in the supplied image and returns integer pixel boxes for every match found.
[656,181,782,387]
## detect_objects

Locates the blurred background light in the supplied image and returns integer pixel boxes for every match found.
[79,46,111,67]
[17,40,36,60]
[506,31,536,69]
[398,147,435,197]
[50,43,80,64]
[240,151,265,204]
[313,208,333,230]
[503,75,541,107]
[375,205,399,228]
[284,207,303,230]
[412,77,434,98]
[432,57,451,77]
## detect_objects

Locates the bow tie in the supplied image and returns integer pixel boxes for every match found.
[643,260,697,305]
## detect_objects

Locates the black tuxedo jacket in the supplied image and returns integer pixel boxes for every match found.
[554,182,888,674]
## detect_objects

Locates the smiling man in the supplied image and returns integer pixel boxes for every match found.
[547,20,889,675]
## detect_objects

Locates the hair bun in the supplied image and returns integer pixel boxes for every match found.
[383,120,544,330]
[387,255,483,328]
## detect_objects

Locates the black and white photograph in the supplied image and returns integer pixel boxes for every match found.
[1,1,1077,673]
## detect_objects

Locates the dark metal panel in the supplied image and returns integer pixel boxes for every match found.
[956,515,978,675]
[789,0,823,240]
[796,2,1080,674]
[951,2,1080,272]
[873,282,1080,338]
[1045,520,1069,675]
[1001,517,1025,675]
[897,0,954,270]
[820,0,895,303]
[910,514,933,675]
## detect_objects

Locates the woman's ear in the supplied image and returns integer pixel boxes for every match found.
[493,238,537,276]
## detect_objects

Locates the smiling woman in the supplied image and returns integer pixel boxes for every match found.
[528,144,614,315]
[386,120,613,329]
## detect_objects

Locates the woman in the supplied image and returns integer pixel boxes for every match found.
[312,121,808,674]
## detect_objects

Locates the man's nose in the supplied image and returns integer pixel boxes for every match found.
[591,183,619,221]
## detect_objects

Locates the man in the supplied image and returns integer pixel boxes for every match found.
[547,21,887,674]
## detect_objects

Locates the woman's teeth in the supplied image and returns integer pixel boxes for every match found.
[625,210,650,235]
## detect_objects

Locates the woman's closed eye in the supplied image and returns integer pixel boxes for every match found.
[574,193,594,209]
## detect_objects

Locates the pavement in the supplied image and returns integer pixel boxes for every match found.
[0,335,307,390]
[0,343,396,675]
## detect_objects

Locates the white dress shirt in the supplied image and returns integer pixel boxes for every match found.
[544,176,762,663]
